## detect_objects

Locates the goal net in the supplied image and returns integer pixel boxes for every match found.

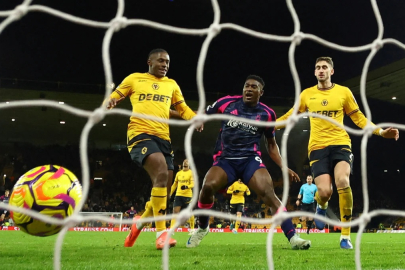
[1,1,405,270]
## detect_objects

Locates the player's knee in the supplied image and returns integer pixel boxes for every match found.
[200,181,218,197]
[317,188,332,201]
[335,176,350,189]
[152,170,169,187]
[262,186,277,200]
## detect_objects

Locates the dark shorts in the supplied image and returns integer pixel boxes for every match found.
[230,203,244,214]
[301,202,315,213]
[213,156,266,185]
[173,196,191,208]
[128,133,174,170]
[309,145,353,178]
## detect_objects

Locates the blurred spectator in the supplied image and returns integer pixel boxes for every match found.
[0,189,10,226]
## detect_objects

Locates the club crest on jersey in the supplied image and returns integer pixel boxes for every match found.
[321,99,328,106]
[152,83,159,90]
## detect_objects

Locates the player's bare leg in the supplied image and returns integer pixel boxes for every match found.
[249,168,311,250]
[314,174,333,230]
[334,161,353,249]
[187,167,227,248]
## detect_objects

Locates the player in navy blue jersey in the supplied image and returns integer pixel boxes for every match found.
[186,75,311,250]
[125,206,137,219]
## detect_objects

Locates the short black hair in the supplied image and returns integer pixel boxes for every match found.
[147,48,168,59]
[246,75,265,88]
[315,56,334,68]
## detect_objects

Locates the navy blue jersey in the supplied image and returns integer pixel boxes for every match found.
[0,195,9,204]
[212,129,223,161]
[207,95,276,158]
[125,209,137,218]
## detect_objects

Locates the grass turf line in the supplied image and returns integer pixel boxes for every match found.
[0,231,404,269]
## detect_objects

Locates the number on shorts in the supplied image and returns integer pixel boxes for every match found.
[255,156,262,163]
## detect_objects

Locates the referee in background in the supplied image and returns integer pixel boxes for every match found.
[296,175,318,234]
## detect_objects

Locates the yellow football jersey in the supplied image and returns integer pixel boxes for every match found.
[227,181,250,204]
[170,169,194,198]
[109,72,195,145]
[277,84,379,154]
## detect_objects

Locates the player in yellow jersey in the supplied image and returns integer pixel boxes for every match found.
[227,179,250,234]
[277,57,399,249]
[169,159,195,234]
[106,48,200,250]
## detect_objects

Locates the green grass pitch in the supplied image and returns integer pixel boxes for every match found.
[1,231,404,269]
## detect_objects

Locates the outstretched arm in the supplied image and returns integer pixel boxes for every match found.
[276,92,307,129]
[170,109,203,131]
[106,96,125,109]
[381,127,399,140]
[349,111,399,140]
[276,107,294,126]
[105,76,133,109]
[265,136,300,182]
[169,109,182,119]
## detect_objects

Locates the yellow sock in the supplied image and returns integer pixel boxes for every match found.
[189,215,195,229]
[135,200,153,230]
[338,187,353,237]
[151,187,167,232]
[170,217,176,229]
[235,215,241,230]
[315,191,329,209]
[142,201,153,218]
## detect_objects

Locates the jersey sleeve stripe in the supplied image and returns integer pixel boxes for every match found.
[260,103,277,122]
[218,101,234,113]
[114,90,125,98]
[172,100,185,107]
[216,95,242,103]
[346,108,359,116]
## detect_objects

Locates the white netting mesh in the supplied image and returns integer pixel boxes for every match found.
[1,0,405,270]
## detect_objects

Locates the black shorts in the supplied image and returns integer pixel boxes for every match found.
[173,196,191,208]
[230,203,244,214]
[213,156,266,185]
[309,145,353,178]
[128,133,174,170]
[301,202,315,213]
